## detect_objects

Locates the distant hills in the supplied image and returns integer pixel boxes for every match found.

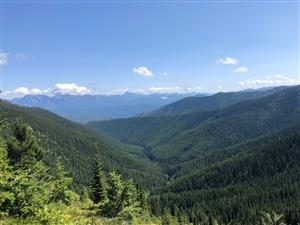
[141,85,290,117]
[10,92,199,123]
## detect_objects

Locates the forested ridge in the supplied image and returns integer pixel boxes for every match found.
[140,86,289,117]
[0,101,165,189]
[0,85,299,224]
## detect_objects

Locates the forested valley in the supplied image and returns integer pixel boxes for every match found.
[0,85,299,225]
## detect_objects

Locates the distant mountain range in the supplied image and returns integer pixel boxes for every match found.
[9,92,201,123]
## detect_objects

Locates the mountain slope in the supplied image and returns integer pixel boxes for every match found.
[88,86,300,176]
[0,101,165,189]
[143,86,290,117]
[155,126,300,224]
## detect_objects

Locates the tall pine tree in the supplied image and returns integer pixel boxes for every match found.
[91,156,108,205]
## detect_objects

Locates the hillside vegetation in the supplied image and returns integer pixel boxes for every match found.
[155,126,300,224]
[0,101,165,189]
[0,120,161,225]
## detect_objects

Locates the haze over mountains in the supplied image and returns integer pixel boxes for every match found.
[9,92,201,123]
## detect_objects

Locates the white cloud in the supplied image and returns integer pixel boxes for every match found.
[30,88,43,95]
[234,66,248,73]
[238,74,299,87]
[132,66,153,77]
[274,74,284,78]
[148,86,181,93]
[0,52,9,65]
[217,57,238,65]
[16,53,27,60]
[238,81,245,86]
[14,87,30,95]
[217,85,222,89]
[3,87,49,98]
[54,83,91,95]
[162,72,168,76]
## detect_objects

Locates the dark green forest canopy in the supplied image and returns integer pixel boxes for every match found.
[88,86,300,174]
[140,85,291,117]
[153,126,300,224]
[0,121,157,224]
[0,101,165,189]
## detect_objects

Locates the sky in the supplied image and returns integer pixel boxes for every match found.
[0,1,299,97]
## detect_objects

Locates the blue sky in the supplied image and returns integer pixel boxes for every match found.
[1,1,299,97]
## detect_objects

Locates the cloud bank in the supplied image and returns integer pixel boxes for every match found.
[238,74,299,87]
[1,83,92,99]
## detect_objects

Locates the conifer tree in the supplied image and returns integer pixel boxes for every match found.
[179,212,190,225]
[50,160,74,205]
[7,122,44,168]
[2,122,51,219]
[104,170,124,217]
[137,184,149,212]
[208,216,219,225]
[162,207,178,225]
[120,179,137,208]
[91,156,108,205]
[0,138,14,217]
